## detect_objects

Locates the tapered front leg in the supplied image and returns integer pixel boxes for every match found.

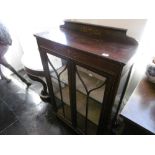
[0,64,11,82]
[1,58,31,86]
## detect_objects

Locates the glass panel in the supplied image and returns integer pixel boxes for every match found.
[76,66,106,134]
[47,55,71,122]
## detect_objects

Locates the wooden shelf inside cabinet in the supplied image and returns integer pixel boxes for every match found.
[51,65,106,103]
[35,20,138,134]
[56,100,99,135]
[51,65,105,126]
[55,85,102,125]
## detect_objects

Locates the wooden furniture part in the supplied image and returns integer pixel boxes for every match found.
[0,44,31,87]
[0,22,31,86]
[34,21,138,134]
[121,76,155,134]
[21,53,62,101]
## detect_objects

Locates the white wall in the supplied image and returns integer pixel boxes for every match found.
[0,0,63,73]
[0,0,147,72]
[0,5,147,73]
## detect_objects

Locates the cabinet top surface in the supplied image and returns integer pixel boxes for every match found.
[121,77,155,134]
[35,21,138,65]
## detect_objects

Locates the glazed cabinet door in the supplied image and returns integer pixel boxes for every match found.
[39,49,120,134]
[75,65,107,134]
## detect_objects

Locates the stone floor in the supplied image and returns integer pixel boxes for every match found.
[0,75,75,135]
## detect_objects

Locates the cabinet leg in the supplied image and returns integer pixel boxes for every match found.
[112,65,133,127]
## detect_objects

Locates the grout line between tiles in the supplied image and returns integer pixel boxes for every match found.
[0,120,18,134]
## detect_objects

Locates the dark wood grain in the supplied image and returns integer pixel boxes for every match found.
[121,77,155,134]
[35,20,138,134]
[35,21,138,65]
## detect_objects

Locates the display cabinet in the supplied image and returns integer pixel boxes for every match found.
[34,20,138,134]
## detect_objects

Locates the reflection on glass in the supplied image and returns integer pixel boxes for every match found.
[47,55,71,122]
[47,55,107,134]
[76,66,106,134]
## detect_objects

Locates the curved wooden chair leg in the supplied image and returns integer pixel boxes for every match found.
[1,59,31,87]
[27,73,50,102]
[0,64,11,82]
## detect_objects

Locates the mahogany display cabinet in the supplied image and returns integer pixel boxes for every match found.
[34,20,138,134]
